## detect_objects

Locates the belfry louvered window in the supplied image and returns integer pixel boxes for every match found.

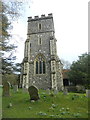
[35,54,46,74]
[39,23,41,30]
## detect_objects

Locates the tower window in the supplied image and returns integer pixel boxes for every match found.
[39,38,42,45]
[38,37,42,45]
[39,23,41,30]
[30,43,31,47]
[35,54,46,74]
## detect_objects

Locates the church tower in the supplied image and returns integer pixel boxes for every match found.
[21,13,63,91]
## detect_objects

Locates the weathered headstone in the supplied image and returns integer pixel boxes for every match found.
[63,88,68,95]
[86,89,90,98]
[13,85,18,92]
[46,89,50,95]
[3,81,10,96]
[54,89,58,94]
[28,85,40,101]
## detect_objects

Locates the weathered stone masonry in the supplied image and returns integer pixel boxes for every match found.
[21,13,63,91]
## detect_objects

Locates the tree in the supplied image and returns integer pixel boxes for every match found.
[61,59,71,69]
[0,1,28,84]
[0,0,30,74]
[0,1,18,75]
[68,53,90,88]
[0,0,31,85]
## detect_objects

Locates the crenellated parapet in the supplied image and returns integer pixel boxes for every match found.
[28,13,53,21]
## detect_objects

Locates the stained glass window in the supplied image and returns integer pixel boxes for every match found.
[35,54,46,74]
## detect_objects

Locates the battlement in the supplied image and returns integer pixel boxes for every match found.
[28,13,53,21]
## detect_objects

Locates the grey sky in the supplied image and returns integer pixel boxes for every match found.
[9,0,88,63]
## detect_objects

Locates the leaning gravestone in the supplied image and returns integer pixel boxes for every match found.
[3,81,10,96]
[13,85,18,93]
[28,85,40,101]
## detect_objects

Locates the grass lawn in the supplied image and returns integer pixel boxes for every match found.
[1,88,89,118]
[0,87,2,119]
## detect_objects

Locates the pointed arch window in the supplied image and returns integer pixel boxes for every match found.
[35,54,46,74]
[36,61,38,74]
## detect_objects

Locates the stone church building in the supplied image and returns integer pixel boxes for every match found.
[21,13,63,91]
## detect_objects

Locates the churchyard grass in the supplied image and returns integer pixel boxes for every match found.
[0,87,2,119]
[2,88,89,118]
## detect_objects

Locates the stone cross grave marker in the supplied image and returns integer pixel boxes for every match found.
[28,85,40,101]
[3,81,10,96]
[13,85,18,92]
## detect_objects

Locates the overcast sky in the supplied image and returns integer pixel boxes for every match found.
[9,0,88,63]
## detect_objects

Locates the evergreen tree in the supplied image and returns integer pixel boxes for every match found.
[0,1,17,74]
[68,53,90,88]
[0,1,27,84]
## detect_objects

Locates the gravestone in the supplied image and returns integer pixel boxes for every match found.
[3,81,10,96]
[28,85,40,101]
[46,89,50,95]
[86,89,90,98]
[63,88,68,95]
[53,89,58,94]
[13,85,18,92]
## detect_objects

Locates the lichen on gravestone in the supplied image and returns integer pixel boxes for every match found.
[28,85,40,101]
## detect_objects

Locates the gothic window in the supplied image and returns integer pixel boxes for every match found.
[35,54,46,74]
